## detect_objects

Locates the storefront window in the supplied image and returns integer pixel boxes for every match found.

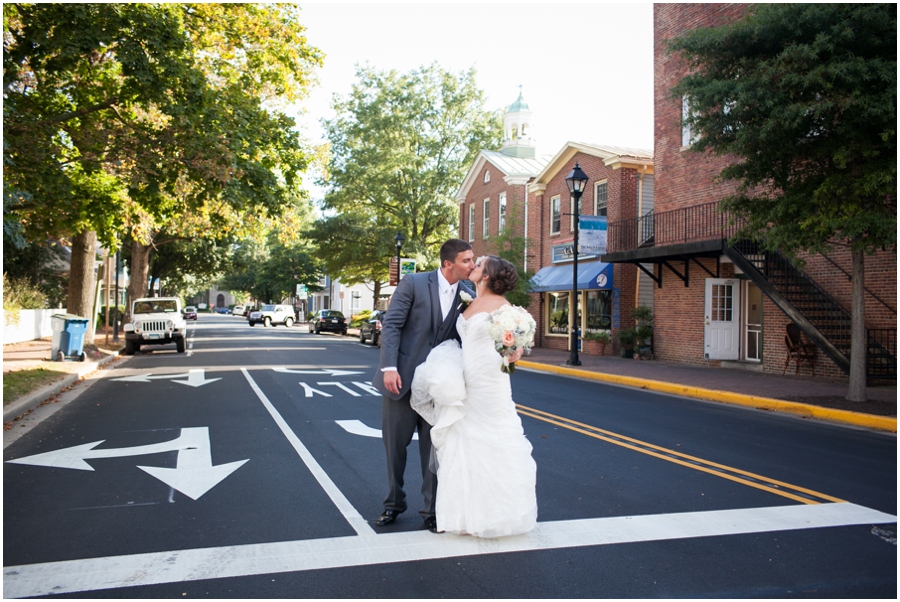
[546,292,570,335]
[585,290,612,333]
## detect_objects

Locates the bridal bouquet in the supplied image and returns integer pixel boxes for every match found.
[485,305,536,374]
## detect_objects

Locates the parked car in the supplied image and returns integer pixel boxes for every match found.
[249,304,295,327]
[215,306,231,314]
[358,310,384,346]
[232,305,245,316]
[182,306,198,321]
[308,309,348,335]
[124,297,187,355]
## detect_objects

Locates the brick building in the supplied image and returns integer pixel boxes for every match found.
[602,4,896,381]
[457,92,653,353]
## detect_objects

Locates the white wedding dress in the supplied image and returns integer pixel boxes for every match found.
[411,312,537,538]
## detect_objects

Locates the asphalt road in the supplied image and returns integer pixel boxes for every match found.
[3,315,897,598]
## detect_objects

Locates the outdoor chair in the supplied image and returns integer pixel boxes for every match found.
[783,323,816,376]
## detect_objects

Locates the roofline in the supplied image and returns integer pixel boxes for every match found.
[528,142,654,193]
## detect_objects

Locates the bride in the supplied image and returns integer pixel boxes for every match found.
[411,255,537,537]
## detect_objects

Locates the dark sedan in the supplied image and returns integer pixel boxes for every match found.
[308,310,348,335]
[358,310,384,346]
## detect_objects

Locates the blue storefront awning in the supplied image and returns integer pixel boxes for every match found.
[529,260,613,293]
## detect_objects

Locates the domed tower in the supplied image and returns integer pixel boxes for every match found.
[501,87,536,158]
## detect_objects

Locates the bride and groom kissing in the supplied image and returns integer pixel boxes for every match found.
[373,239,537,538]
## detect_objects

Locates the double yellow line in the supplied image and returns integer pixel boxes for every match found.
[516,403,845,505]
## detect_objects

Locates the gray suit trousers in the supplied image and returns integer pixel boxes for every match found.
[381,389,436,518]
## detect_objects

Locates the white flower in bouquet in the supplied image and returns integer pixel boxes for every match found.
[485,305,536,374]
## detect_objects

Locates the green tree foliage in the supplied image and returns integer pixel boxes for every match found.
[669,3,896,401]
[3,4,323,321]
[220,235,322,305]
[484,205,534,308]
[321,63,502,267]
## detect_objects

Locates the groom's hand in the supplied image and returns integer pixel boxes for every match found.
[383,370,402,395]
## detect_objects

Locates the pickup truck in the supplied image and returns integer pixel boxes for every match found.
[123,297,187,355]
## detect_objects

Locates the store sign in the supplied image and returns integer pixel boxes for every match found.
[551,242,598,263]
[579,216,607,256]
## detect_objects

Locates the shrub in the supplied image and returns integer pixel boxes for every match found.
[3,273,48,326]
[584,330,611,344]
[617,328,637,350]
[350,310,373,328]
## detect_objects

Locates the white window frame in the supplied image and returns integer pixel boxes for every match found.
[351,291,360,311]
[484,169,490,183]
[483,198,490,238]
[594,180,608,217]
[499,192,507,233]
[550,195,561,235]
[682,95,698,148]
[468,204,475,242]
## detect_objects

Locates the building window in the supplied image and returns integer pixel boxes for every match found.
[351,291,360,311]
[594,181,608,217]
[468,204,475,242]
[585,290,611,333]
[483,198,490,238]
[550,195,561,235]
[484,170,490,183]
[546,291,570,336]
[682,95,697,148]
[499,192,507,233]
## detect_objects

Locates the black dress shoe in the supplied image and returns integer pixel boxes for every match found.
[376,509,401,526]
[423,516,442,533]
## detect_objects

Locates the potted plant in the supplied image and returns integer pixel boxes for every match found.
[617,328,637,358]
[583,330,611,355]
[634,305,654,359]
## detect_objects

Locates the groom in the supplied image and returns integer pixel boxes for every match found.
[373,238,475,533]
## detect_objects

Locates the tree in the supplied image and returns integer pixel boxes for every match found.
[321,63,502,266]
[669,3,896,402]
[484,205,534,308]
[4,4,323,333]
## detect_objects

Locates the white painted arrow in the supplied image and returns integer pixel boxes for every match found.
[138,429,248,500]
[112,369,221,387]
[6,427,247,500]
[273,367,364,377]
[171,369,222,388]
[336,419,417,440]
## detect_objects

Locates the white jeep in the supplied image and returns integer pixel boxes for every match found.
[124,297,187,355]
[248,304,295,327]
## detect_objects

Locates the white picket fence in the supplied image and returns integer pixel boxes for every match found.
[3,309,59,345]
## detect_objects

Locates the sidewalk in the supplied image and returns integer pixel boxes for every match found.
[4,334,895,432]
[3,337,121,423]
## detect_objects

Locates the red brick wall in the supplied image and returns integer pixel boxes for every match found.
[461,161,527,259]
[654,3,748,214]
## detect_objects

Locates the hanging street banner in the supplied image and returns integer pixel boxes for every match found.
[389,257,417,286]
[579,216,608,256]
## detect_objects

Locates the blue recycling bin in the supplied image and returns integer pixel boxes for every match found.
[51,314,89,362]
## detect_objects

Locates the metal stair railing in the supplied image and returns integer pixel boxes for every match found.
[727,240,896,382]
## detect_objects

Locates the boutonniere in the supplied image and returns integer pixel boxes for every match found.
[457,291,473,310]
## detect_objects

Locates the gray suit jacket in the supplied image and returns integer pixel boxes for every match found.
[374,269,474,401]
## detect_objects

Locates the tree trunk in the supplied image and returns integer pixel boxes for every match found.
[846,247,867,402]
[67,230,98,345]
[126,241,153,322]
[372,280,382,308]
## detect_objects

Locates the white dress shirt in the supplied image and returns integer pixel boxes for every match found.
[436,269,458,320]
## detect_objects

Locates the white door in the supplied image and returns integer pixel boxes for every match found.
[704,278,740,360]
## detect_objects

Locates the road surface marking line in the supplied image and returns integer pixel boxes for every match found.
[3,503,894,598]
[516,405,844,505]
[240,368,375,538]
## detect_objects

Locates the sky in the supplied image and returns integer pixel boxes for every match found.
[291,2,655,203]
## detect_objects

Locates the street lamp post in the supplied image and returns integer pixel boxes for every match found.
[565,163,589,366]
[394,232,405,284]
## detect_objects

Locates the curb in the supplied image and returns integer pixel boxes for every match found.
[3,352,121,423]
[516,360,897,434]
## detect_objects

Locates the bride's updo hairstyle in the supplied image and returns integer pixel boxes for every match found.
[481,255,518,295]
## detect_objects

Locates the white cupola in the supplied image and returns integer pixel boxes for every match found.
[501,86,536,158]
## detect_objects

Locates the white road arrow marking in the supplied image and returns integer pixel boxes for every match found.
[319,382,361,396]
[138,429,248,501]
[112,369,220,387]
[335,419,418,440]
[6,427,247,500]
[273,367,364,377]
[171,369,222,388]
